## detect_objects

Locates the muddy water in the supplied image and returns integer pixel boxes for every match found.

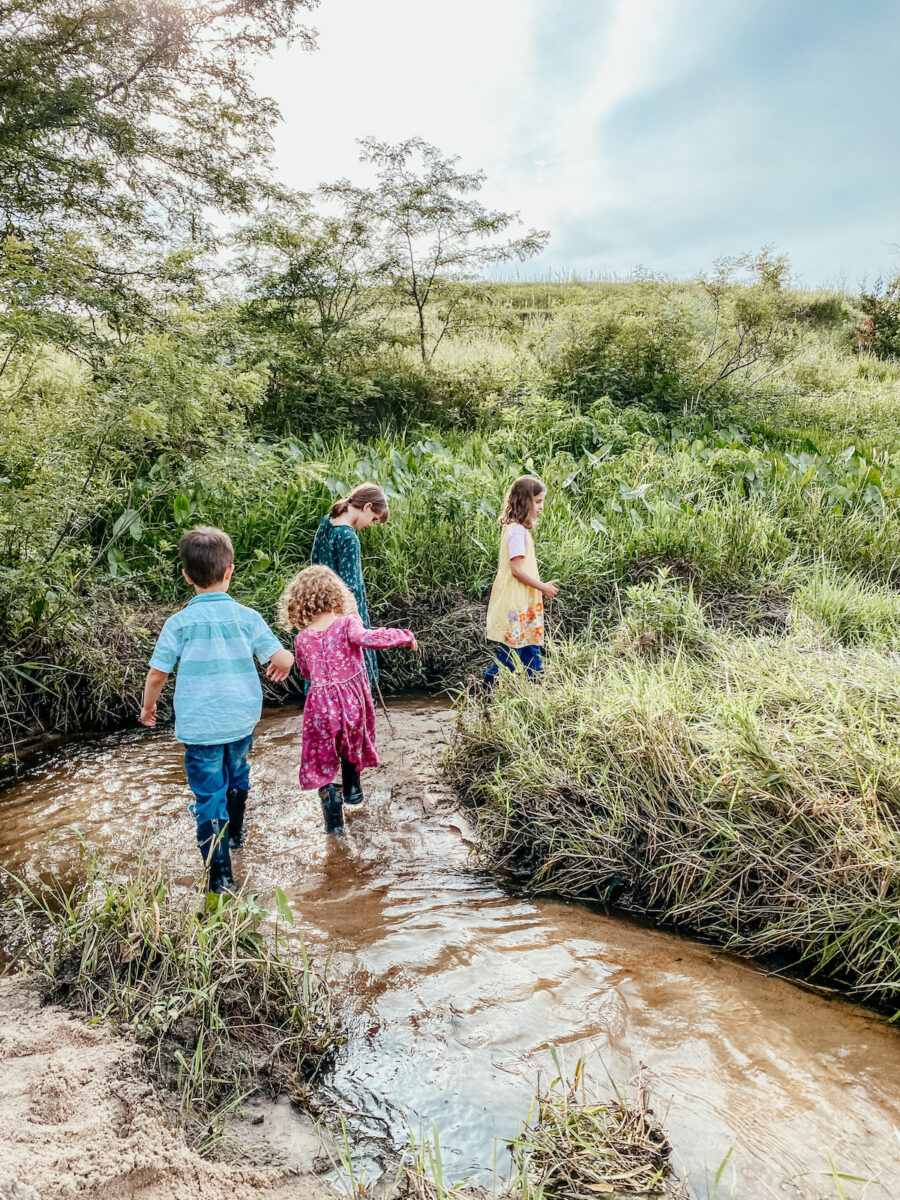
[1,701,899,1199]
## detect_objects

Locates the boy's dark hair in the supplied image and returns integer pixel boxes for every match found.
[179,526,234,588]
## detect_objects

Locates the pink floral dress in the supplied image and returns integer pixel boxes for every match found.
[294,614,415,789]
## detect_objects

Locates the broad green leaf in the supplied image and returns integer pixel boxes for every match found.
[112,509,139,538]
[274,886,294,925]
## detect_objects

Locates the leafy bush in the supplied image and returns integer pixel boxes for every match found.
[547,306,695,414]
[613,568,713,658]
[858,275,900,360]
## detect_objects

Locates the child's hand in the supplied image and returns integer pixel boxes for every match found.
[410,637,419,652]
[139,703,157,727]
[266,647,294,683]
[541,580,560,599]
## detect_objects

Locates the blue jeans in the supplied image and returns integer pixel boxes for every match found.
[184,735,253,825]
[484,643,544,684]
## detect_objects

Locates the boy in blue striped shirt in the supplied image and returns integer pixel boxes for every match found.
[140,526,294,892]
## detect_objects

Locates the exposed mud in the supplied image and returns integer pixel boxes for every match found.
[1,700,900,1198]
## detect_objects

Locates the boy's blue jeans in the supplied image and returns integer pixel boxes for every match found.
[184,735,253,825]
[484,643,544,684]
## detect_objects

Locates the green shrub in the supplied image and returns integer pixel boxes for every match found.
[858,275,900,360]
[612,568,713,658]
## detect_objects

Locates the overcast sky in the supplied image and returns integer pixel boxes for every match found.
[260,0,900,286]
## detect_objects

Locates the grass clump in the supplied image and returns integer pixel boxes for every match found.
[379,1055,684,1200]
[2,852,339,1149]
[508,1057,685,1199]
[612,568,714,658]
[790,565,900,647]
[445,636,900,1012]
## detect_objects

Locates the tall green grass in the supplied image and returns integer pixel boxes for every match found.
[445,622,900,1011]
[4,276,900,754]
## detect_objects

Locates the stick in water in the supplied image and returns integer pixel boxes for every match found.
[370,650,396,736]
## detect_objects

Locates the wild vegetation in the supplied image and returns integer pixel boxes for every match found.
[2,851,337,1149]
[5,264,900,755]
[4,11,900,992]
[3,3,900,1195]
[446,617,900,1011]
[3,6,900,772]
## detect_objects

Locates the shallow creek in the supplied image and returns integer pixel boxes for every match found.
[1,699,899,1198]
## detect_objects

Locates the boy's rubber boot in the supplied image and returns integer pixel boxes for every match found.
[197,818,236,894]
[318,784,345,834]
[226,787,248,850]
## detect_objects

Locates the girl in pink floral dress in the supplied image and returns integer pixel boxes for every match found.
[278,565,417,832]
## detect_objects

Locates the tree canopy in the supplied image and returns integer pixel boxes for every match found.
[324,137,549,361]
[0,0,317,340]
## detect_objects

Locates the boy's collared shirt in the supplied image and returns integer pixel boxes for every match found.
[149,593,283,746]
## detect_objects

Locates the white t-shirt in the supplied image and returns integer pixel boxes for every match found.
[507,523,529,560]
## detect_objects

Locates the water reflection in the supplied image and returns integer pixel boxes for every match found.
[1,703,898,1198]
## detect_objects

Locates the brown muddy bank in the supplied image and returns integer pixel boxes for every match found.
[1,701,899,1198]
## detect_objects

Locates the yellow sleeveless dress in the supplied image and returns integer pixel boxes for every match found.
[485,524,545,647]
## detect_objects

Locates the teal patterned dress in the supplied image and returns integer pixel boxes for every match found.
[310,514,379,684]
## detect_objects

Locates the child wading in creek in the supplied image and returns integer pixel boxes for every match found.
[279,565,418,833]
[310,483,389,689]
[484,475,559,686]
[140,526,294,892]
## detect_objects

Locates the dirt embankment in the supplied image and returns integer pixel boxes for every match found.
[0,977,334,1200]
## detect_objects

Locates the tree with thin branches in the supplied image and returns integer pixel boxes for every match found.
[324,137,549,363]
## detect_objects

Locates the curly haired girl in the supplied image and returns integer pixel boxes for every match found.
[279,565,417,833]
[484,475,559,685]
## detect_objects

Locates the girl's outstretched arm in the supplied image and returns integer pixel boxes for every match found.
[346,615,418,652]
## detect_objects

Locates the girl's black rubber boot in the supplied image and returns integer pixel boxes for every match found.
[318,784,345,834]
[226,787,248,850]
[340,760,363,807]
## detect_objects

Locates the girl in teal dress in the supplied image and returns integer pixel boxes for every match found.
[310,483,389,687]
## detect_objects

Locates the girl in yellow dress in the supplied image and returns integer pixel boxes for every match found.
[484,475,559,685]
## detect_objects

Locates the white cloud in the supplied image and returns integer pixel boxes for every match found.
[264,0,538,192]
[256,1,900,283]
[262,0,701,220]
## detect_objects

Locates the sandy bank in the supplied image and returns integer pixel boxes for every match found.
[0,976,333,1200]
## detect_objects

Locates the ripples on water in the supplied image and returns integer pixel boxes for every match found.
[1,703,899,1198]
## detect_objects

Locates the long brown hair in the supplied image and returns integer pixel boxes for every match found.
[500,475,546,529]
[330,482,389,524]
